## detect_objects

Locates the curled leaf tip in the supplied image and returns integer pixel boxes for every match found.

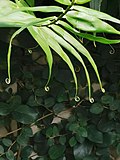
[5,78,11,84]
[109,45,115,54]
[75,65,80,72]
[45,86,50,92]
[109,49,115,54]
[75,96,80,102]
[89,97,94,103]
[28,49,32,54]
[101,88,105,93]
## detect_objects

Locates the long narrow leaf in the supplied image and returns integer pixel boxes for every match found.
[58,21,104,92]
[13,6,64,13]
[73,5,120,24]
[59,21,120,44]
[66,11,120,34]
[28,26,53,88]
[75,0,91,4]
[40,27,79,98]
[0,12,36,27]
[6,18,54,84]
[0,0,17,17]
[45,25,92,100]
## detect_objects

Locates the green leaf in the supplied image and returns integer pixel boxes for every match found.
[78,127,88,137]
[69,136,77,147]
[96,147,109,156]
[17,6,64,13]
[0,102,11,116]
[75,133,85,143]
[59,20,120,44]
[53,103,65,114]
[40,27,78,97]
[87,125,103,143]
[28,26,53,88]
[0,8,35,27]
[108,111,115,120]
[21,146,33,158]
[9,95,21,110]
[58,21,104,95]
[46,127,53,138]
[59,136,66,145]
[75,0,91,4]
[0,145,4,154]
[98,120,115,133]
[6,150,14,160]
[66,11,120,34]
[12,105,38,124]
[69,123,79,132]
[54,0,71,5]
[44,97,55,108]
[101,95,114,105]
[74,142,93,160]
[2,138,12,147]
[27,95,42,107]
[73,5,120,24]
[103,132,115,147]
[35,88,47,97]
[25,0,35,6]
[6,17,54,84]
[22,127,33,137]
[90,103,103,114]
[48,145,65,159]
[50,24,91,99]
[33,133,48,155]
[17,128,33,145]
[47,139,55,146]
[109,100,120,111]
[53,126,59,136]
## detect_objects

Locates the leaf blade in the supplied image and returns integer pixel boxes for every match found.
[48,25,92,99]
[58,20,104,93]
[41,27,78,98]
[28,26,53,87]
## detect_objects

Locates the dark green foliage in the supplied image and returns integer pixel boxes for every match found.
[0,48,119,159]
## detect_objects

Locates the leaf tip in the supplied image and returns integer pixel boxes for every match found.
[5,78,11,85]
[45,86,50,92]
[75,96,80,102]
[89,97,94,103]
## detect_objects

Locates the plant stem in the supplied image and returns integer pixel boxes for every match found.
[31,112,53,126]
[47,0,75,26]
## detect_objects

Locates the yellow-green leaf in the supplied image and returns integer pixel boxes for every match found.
[75,0,91,4]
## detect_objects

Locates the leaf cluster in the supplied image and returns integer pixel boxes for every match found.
[0,43,119,159]
[0,0,120,101]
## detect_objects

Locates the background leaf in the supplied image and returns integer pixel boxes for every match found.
[74,142,93,160]
[87,125,103,143]
[6,150,14,160]
[90,103,103,114]
[28,26,53,87]
[12,105,38,124]
[48,145,65,159]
